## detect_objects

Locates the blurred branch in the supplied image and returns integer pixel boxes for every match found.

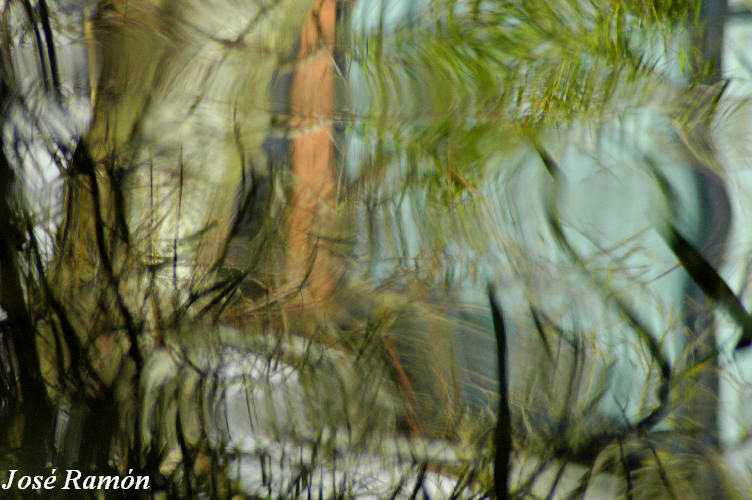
[534,140,672,434]
[488,284,510,499]
[0,73,54,466]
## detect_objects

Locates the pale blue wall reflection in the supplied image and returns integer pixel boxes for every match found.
[348,0,752,444]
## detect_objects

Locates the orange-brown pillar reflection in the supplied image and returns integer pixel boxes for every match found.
[286,2,430,436]
[287,0,339,305]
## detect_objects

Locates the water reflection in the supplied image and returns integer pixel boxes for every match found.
[3,0,752,497]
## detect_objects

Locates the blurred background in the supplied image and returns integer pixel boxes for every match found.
[2,0,752,497]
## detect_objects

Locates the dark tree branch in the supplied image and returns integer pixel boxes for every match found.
[0,76,54,469]
[488,284,511,499]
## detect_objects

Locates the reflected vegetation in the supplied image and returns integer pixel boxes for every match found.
[1,0,752,498]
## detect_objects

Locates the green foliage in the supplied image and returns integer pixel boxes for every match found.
[353,0,709,203]
[1,0,751,497]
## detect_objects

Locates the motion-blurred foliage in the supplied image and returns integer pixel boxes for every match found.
[1,0,750,498]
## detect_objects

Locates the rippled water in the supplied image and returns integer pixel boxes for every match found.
[3,0,752,497]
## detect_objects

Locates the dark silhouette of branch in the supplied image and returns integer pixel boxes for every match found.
[0,76,54,469]
[488,284,511,499]
[37,0,62,100]
[71,142,143,370]
[648,159,751,352]
[534,141,672,434]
